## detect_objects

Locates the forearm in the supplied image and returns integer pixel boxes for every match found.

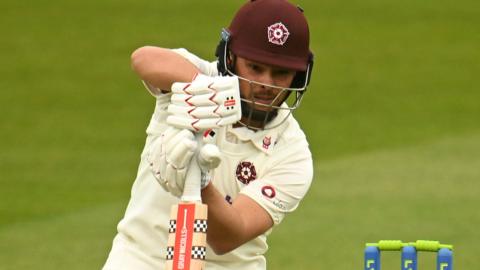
[201,184,246,254]
[201,183,273,254]
[131,46,199,91]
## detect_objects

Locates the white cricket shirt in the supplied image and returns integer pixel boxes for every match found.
[103,49,313,270]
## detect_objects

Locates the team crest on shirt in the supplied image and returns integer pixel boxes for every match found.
[262,136,271,150]
[236,161,257,184]
[267,22,290,46]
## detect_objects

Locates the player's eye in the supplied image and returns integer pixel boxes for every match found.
[248,63,263,73]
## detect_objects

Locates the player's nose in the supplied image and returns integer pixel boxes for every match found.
[256,72,275,87]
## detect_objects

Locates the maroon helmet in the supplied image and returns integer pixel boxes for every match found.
[228,0,311,71]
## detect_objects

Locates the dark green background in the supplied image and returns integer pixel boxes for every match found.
[1,0,479,269]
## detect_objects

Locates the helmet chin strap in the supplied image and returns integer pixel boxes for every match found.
[240,101,278,129]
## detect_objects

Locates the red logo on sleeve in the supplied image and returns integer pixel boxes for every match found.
[261,186,276,199]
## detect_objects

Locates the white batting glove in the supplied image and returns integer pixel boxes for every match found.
[147,127,198,197]
[197,143,221,188]
[167,74,242,131]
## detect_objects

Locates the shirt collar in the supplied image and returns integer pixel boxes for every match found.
[227,106,290,154]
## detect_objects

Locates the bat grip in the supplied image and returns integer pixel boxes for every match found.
[181,153,202,202]
[181,133,208,202]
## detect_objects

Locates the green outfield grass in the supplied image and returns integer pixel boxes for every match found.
[1,0,478,269]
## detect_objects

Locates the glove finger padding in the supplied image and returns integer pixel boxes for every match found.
[148,127,198,197]
[148,135,169,191]
[163,126,181,142]
[169,102,238,118]
[167,139,197,169]
[165,115,198,131]
[166,164,183,197]
[171,79,211,96]
[168,74,241,131]
[165,129,196,167]
[164,129,197,197]
[170,94,216,107]
[167,114,240,131]
[165,129,190,151]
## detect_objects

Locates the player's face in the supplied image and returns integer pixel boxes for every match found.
[234,57,296,110]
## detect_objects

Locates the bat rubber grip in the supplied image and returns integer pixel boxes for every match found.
[181,148,202,202]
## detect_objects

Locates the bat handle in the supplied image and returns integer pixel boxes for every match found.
[181,132,211,202]
[181,157,202,202]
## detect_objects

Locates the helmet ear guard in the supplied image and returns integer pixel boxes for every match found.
[291,53,314,88]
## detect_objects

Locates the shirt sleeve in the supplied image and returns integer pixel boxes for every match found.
[145,93,172,136]
[239,140,314,225]
[171,48,219,77]
[141,48,218,98]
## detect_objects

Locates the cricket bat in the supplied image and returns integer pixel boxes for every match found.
[166,149,208,270]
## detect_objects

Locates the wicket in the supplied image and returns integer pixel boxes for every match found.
[364,240,453,270]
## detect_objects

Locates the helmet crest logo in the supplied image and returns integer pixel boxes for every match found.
[267,22,290,46]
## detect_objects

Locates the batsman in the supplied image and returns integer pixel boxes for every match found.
[103,0,315,269]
